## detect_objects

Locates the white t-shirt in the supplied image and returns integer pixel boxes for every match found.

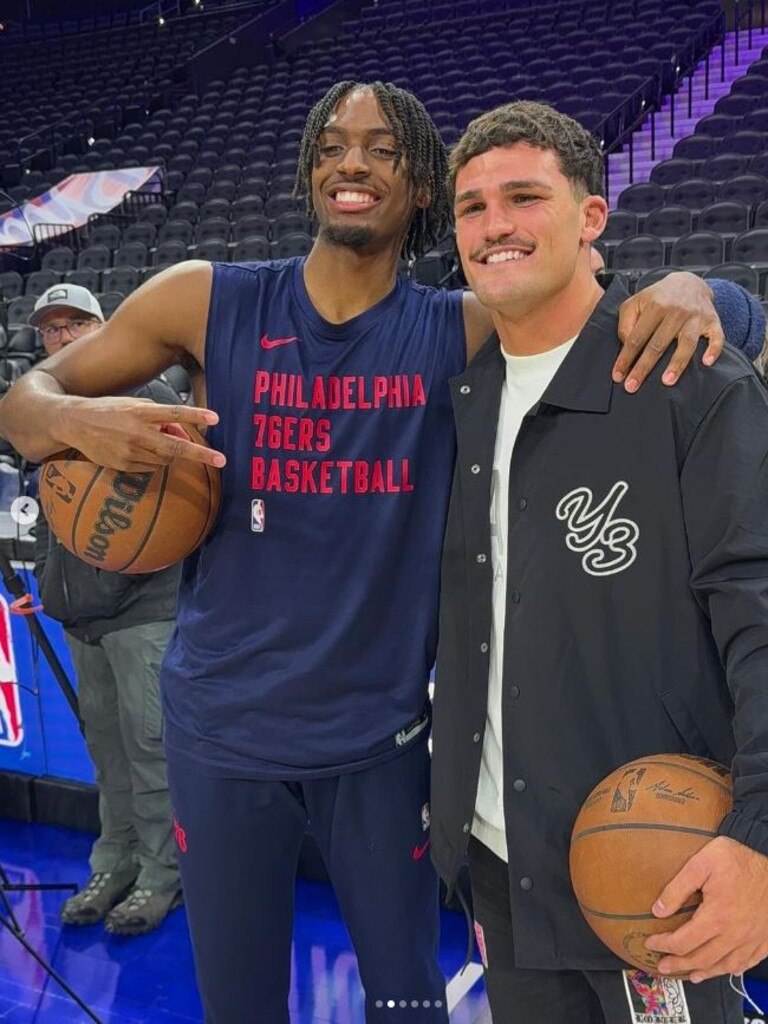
[472,336,577,862]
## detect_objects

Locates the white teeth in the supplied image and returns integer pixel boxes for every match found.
[335,190,376,204]
[486,250,529,264]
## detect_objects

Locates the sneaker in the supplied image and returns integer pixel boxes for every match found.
[60,870,138,925]
[104,886,183,936]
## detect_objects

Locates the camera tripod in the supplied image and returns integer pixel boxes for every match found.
[0,542,104,1023]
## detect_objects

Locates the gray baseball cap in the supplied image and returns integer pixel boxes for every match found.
[29,284,105,328]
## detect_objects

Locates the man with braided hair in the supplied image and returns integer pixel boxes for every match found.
[0,80,755,1023]
[294,80,452,261]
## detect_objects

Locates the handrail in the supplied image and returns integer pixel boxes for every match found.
[733,0,766,65]
[600,3,729,203]
[138,0,260,22]
[599,80,657,205]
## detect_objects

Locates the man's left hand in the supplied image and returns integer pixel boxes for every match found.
[613,271,725,393]
[645,836,768,982]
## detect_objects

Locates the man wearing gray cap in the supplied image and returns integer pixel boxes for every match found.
[30,284,183,935]
[29,284,106,355]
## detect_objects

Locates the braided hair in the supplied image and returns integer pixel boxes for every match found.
[294,81,451,262]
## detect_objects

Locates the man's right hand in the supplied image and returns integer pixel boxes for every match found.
[59,396,225,472]
[0,262,215,465]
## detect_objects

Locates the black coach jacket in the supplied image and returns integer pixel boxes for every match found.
[430,279,768,970]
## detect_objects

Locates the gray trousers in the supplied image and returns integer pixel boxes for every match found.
[66,620,180,893]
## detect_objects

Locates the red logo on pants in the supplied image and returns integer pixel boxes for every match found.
[173,815,188,853]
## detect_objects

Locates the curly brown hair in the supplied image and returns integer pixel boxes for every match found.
[448,101,605,200]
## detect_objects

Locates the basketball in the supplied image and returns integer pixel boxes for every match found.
[569,753,732,973]
[38,426,221,574]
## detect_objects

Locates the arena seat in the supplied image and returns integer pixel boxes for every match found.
[114,242,149,270]
[745,107,768,132]
[233,214,271,242]
[101,267,141,295]
[272,213,312,241]
[411,251,454,287]
[704,263,761,292]
[728,131,768,156]
[231,191,266,218]
[41,246,76,274]
[123,222,157,247]
[197,217,231,243]
[612,234,666,272]
[0,272,24,301]
[24,269,60,297]
[732,228,768,273]
[697,201,750,242]
[617,182,666,220]
[718,174,768,206]
[6,296,36,330]
[668,178,718,212]
[670,231,726,272]
[271,233,313,260]
[232,236,270,262]
[650,159,697,187]
[200,197,231,221]
[645,206,694,245]
[153,239,188,268]
[77,244,111,273]
[98,291,125,319]
[673,136,715,161]
[195,239,229,262]
[697,113,739,138]
[64,268,101,291]
[701,154,749,182]
[755,200,768,228]
[158,220,195,246]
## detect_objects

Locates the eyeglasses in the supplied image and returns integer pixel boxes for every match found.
[38,318,97,342]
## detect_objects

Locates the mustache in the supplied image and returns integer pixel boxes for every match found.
[472,235,536,263]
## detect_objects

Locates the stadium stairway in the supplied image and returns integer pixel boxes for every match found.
[608,26,768,202]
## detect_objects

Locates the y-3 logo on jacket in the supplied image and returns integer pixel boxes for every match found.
[555,480,639,577]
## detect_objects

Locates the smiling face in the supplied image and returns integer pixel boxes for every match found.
[454,143,607,318]
[310,86,422,254]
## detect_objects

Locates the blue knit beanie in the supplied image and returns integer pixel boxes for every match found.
[709,279,765,361]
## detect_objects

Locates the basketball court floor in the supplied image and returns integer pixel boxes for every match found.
[1,817,767,1023]
[0,818,490,1023]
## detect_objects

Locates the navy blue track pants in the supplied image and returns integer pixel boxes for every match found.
[167,738,448,1024]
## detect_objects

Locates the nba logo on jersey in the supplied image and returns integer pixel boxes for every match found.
[251,499,266,533]
[0,595,23,747]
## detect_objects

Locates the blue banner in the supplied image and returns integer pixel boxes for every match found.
[0,564,93,784]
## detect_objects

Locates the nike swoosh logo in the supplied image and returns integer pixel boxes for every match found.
[412,840,431,861]
[261,334,298,350]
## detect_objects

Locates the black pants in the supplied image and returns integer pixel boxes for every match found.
[468,837,744,1024]
[167,739,448,1024]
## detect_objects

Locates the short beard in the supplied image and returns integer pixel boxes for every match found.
[320,223,375,249]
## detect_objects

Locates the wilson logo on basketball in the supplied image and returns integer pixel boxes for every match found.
[84,472,152,563]
[41,429,221,574]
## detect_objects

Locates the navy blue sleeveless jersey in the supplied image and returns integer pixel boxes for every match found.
[162,258,466,778]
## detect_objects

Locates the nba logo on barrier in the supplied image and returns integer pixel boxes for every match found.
[251,499,265,534]
[0,595,23,747]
